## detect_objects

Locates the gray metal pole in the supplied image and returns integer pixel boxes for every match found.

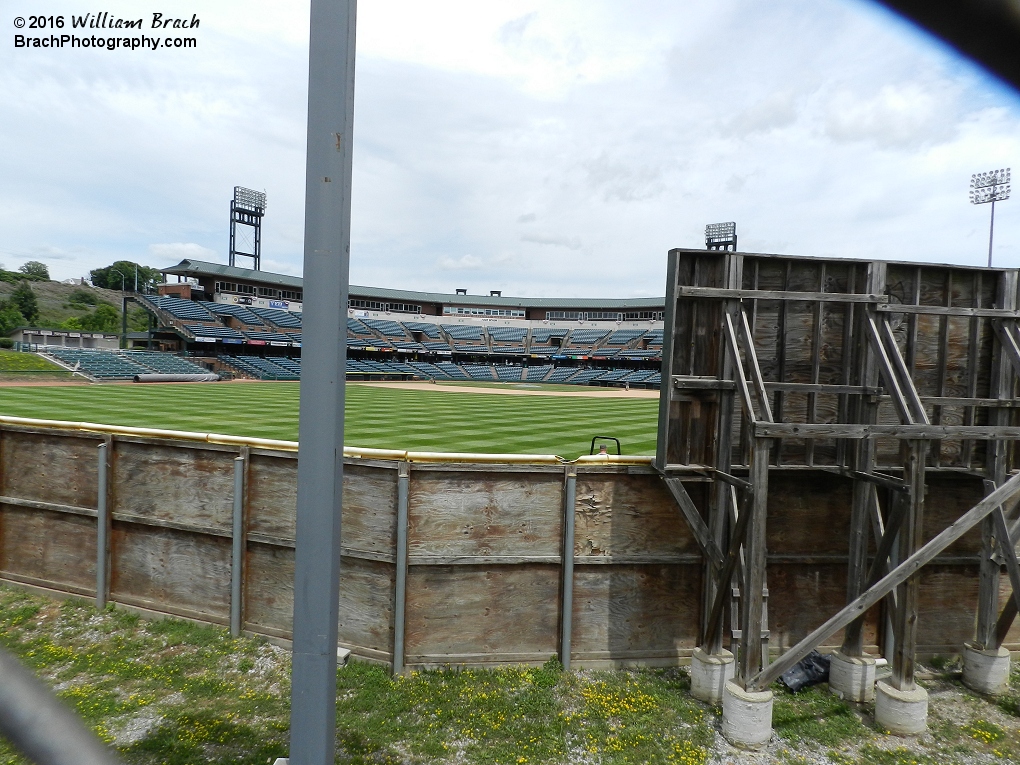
[289,0,357,762]
[0,646,121,765]
[560,468,577,669]
[230,455,245,638]
[96,442,109,610]
[392,463,410,675]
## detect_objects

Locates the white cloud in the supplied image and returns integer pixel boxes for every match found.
[148,243,218,263]
[437,254,483,270]
[2,0,1019,295]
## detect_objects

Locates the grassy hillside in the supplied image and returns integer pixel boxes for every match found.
[0,279,145,330]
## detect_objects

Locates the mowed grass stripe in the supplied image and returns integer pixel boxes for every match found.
[0,382,657,458]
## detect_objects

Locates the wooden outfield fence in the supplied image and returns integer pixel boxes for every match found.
[1,414,1017,670]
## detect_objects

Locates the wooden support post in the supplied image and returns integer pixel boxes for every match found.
[738,438,770,685]
[891,440,926,691]
[560,467,577,669]
[230,453,246,637]
[980,271,1016,649]
[392,462,410,675]
[95,439,110,610]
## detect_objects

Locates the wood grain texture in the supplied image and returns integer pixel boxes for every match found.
[342,465,398,556]
[917,565,980,651]
[109,521,231,620]
[766,563,879,651]
[0,505,96,591]
[404,564,560,658]
[767,473,854,555]
[408,472,562,558]
[338,557,395,654]
[246,454,297,540]
[244,540,294,634]
[574,474,703,561]
[570,564,701,657]
[0,431,100,508]
[113,442,235,531]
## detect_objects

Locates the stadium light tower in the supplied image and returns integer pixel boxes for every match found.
[706,221,738,251]
[970,168,1010,267]
[229,186,268,270]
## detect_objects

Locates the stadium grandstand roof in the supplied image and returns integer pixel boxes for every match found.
[162,259,665,309]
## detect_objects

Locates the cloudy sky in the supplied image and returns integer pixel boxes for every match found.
[2,0,1019,298]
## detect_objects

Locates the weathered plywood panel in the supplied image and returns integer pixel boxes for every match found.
[571,564,700,657]
[574,474,701,560]
[338,557,394,654]
[766,564,879,651]
[923,476,985,556]
[767,474,853,555]
[408,472,562,558]
[0,431,100,508]
[109,521,231,619]
[0,505,96,591]
[917,565,978,651]
[342,465,398,556]
[244,541,294,634]
[404,564,559,657]
[113,442,234,531]
[247,454,297,540]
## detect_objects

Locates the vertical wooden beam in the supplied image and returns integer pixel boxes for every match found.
[961,273,982,467]
[891,440,926,691]
[738,438,770,685]
[95,439,110,610]
[392,461,410,675]
[979,270,1016,648]
[655,250,679,471]
[560,466,577,668]
[704,253,741,655]
[806,264,825,466]
[230,452,247,637]
[842,262,883,655]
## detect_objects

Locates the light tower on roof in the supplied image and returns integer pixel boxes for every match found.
[706,221,737,251]
[229,186,267,270]
[970,169,1010,267]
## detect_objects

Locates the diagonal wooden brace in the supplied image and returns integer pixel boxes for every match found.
[747,471,1020,691]
[662,476,725,571]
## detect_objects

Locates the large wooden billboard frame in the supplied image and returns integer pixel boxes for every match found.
[655,248,1020,693]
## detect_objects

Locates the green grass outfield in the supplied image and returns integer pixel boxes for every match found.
[0,381,658,458]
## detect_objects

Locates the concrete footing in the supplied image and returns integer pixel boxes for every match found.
[962,641,1011,696]
[690,647,734,705]
[828,650,876,702]
[875,680,928,735]
[721,679,773,748]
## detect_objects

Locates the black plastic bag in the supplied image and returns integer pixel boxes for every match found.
[779,650,830,692]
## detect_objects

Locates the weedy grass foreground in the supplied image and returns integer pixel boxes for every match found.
[2,583,1020,764]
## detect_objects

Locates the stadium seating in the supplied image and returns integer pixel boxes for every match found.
[463,364,496,381]
[605,329,646,346]
[436,362,469,380]
[252,307,303,329]
[201,302,265,326]
[47,349,151,379]
[185,324,246,341]
[488,327,527,344]
[544,367,581,383]
[403,321,442,338]
[243,331,297,345]
[494,365,523,381]
[120,352,210,375]
[442,324,484,342]
[563,329,610,352]
[523,365,553,381]
[564,369,606,385]
[361,318,410,339]
[408,361,451,379]
[347,318,373,336]
[155,296,217,322]
[220,355,299,381]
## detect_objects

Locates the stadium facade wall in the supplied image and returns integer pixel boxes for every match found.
[1,419,1013,668]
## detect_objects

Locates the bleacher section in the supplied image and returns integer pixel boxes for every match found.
[463,364,496,381]
[523,365,553,381]
[155,296,217,323]
[495,365,523,381]
[563,329,610,352]
[120,352,209,375]
[185,325,247,341]
[565,369,606,385]
[437,362,469,380]
[442,324,484,342]
[403,322,442,338]
[545,367,580,383]
[605,329,646,346]
[220,355,299,381]
[201,302,265,326]
[361,318,410,340]
[252,307,302,329]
